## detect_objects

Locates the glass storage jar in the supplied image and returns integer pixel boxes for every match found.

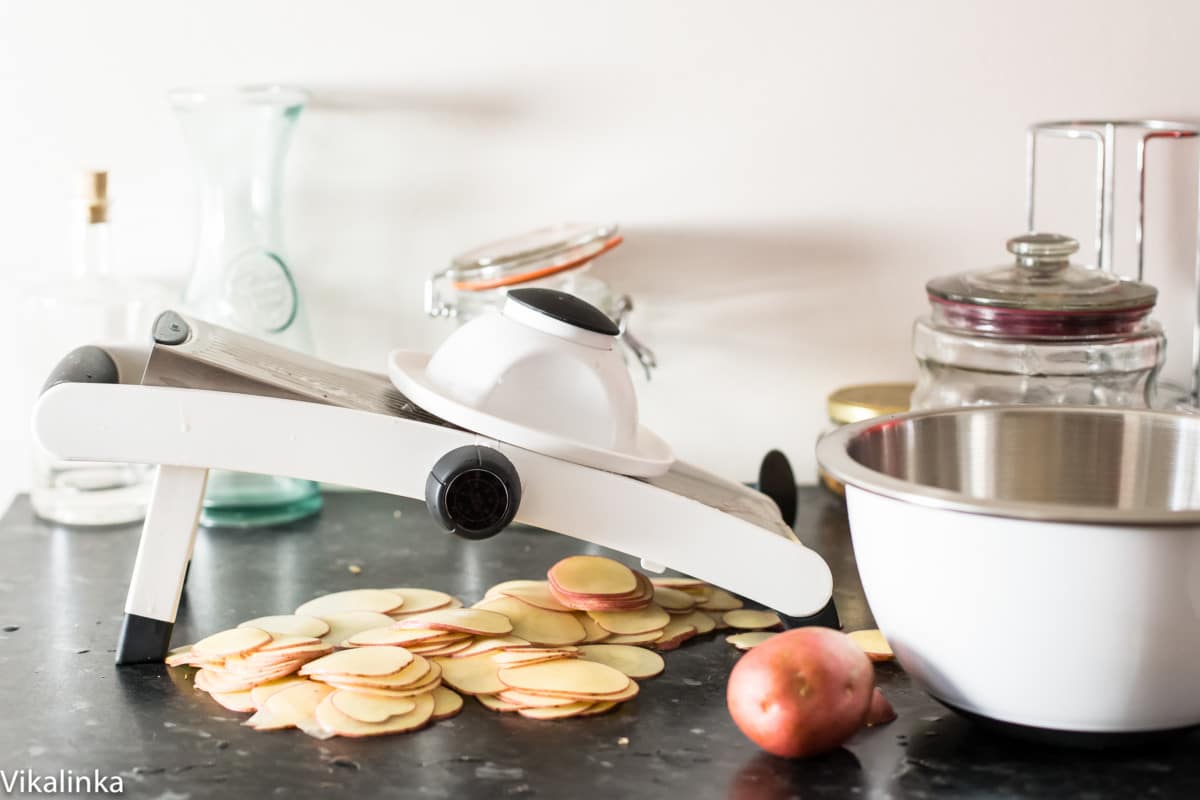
[911,233,1165,410]
[427,223,656,377]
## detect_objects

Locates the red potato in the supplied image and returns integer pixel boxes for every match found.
[726,628,874,758]
[865,687,897,727]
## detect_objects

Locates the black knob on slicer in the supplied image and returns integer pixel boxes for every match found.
[425,446,522,540]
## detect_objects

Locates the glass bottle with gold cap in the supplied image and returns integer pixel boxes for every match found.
[27,171,175,525]
[820,383,914,496]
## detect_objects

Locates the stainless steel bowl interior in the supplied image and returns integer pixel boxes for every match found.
[816,406,1200,523]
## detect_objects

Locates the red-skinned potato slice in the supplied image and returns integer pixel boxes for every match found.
[300,646,413,678]
[318,656,433,689]
[723,610,784,631]
[497,659,629,696]
[246,680,334,731]
[329,690,417,723]
[674,610,717,636]
[210,689,256,713]
[512,679,639,703]
[653,586,697,612]
[395,607,513,636]
[345,627,448,647]
[577,700,619,717]
[848,629,894,662]
[250,676,307,708]
[476,694,522,712]
[603,630,664,645]
[239,615,330,638]
[314,691,435,737]
[588,605,670,635]
[384,588,455,615]
[654,619,698,651]
[650,577,708,590]
[193,627,271,660]
[500,582,573,613]
[497,690,580,709]
[318,611,398,646]
[726,632,779,651]
[577,614,611,643]
[548,556,638,596]
[434,653,505,696]
[431,687,463,720]
[450,636,529,658]
[517,701,595,720]
[866,687,897,727]
[296,589,404,617]
[577,645,665,679]
[472,596,586,646]
[410,639,475,657]
[698,588,743,612]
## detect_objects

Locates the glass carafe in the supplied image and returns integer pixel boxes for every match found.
[171,85,322,527]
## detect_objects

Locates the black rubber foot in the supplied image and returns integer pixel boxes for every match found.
[116,613,174,666]
[782,597,841,631]
[940,699,1200,749]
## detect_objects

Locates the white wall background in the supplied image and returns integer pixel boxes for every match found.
[2,0,1200,510]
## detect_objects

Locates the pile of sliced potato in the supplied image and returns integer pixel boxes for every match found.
[169,556,790,738]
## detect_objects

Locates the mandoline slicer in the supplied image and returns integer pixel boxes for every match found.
[32,291,833,665]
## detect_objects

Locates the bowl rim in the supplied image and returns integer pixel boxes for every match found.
[815,404,1200,526]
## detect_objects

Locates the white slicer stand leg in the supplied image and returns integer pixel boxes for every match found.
[115,465,208,665]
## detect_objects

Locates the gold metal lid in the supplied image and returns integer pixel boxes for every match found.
[84,170,108,224]
[827,382,914,425]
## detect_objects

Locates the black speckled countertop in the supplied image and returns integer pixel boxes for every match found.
[1,488,1196,799]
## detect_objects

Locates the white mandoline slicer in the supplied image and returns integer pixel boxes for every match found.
[32,288,834,665]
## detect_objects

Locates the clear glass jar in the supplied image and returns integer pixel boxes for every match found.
[911,233,1165,410]
[427,223,656,377]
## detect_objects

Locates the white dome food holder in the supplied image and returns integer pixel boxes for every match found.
[32,299,834,666]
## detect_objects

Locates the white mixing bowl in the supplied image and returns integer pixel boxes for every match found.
[817,405,1200,738]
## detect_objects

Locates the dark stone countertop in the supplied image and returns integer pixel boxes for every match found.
[1,487,1196,799]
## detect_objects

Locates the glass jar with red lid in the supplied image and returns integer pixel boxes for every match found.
[911,232,1165,409]
[426,223,655,377]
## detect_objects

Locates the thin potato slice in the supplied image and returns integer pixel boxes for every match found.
[723,610,783,630]
[256,634,327,653]
[588,605,670,635]
[434,653,505,696]
[493,648,578,665]
[674,610,717,636]
[697,588,743,612]
[165,646,201,668]
[323,677,439,699]
[650,577,708,590]
[395,607,513,636]
[476,693,521,712]
[314,691,435,737]
[239,615,330,638]
[549,556,638,596]
[250,676,307,707]
[578,613,611,643]
[297,589,404,617]
[431,687,463,720]
[344,627,450,647]
[578,700,618,717]
[210,689,256,713]
[247,680,333,731]
[654,619,698,651]
[322,656,433,689]
[726,631,778,651]
[497,690,580,709]
[473,596,586,646]
[319,611,398,646]
[604,630,664,645]
[517,701,594,719]
[518,678,639,704]
[848,629,894,662]
[500,582,573,613]
[385,588,456,615]
[484,579,544,599]
[497,659,629,696]
[577,644,665,679]
[411,639,475,657]
[330,690,417,723]
[193,627,272,660]
[653,586,697,612]
[450,636,529,658]
[301,646,413,678]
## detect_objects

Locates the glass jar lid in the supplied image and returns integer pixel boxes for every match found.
[447,223,622,292]
[827,383,914,425]
[925,233,1158,337]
